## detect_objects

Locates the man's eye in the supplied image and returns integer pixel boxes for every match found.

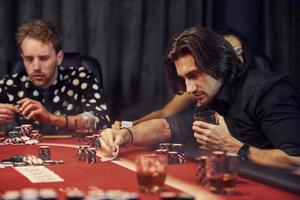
[40,57,49,61]
[187,72,199,79]
[24,57,33,62]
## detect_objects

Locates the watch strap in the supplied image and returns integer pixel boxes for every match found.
[237,143,250,160]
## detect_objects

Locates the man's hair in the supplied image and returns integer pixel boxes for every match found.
[16,19,63,53]
[165,27,245,94]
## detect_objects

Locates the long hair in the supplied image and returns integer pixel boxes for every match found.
[166,27,244,94]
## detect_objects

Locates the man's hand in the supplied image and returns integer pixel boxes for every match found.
[17,98,54,123]
[111,121,121,130]
[0,103,16,124]
[99,128,129,153]
[192,113,242,152]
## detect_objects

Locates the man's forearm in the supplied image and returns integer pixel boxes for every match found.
[248,147,300,169]
[49,114,81,130]
[130,118,172,146]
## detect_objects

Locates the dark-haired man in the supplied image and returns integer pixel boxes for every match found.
[100,27,300,168]
[0,19,111,133]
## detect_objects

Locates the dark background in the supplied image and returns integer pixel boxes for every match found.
[0,0,299,122]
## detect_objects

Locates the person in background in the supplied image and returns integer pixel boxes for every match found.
[0,19,111,133]
[112,28,250,129]
[101,26,300,170]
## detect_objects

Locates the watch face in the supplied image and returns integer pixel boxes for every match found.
[238,144,250,160]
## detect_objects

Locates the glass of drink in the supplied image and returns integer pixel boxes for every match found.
[75,112,97,142]
[193,109,218,125]
[206,151,238,194]
[135,154,168,193]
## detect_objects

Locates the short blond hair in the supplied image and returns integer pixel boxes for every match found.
[16,19,63,53]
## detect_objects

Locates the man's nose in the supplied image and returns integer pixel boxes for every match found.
[32,59,41,71]
[186,79,197,93]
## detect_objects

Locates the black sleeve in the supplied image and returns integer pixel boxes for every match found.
[0,76,9,103]
[249,77,300,156]
[165,105,194,143]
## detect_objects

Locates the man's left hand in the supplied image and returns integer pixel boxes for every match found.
[192,113,242,152]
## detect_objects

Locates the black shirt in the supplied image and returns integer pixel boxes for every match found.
[167,69,300,156]
[0,66,111,133]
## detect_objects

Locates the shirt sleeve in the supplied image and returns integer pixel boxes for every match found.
[165,105,194,143]
[76,67,111,129]
[248,77,300,156]
[0,76,9,103]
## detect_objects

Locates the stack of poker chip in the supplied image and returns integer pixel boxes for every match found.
[22,155,44,165]
[66,189,84,200]
[39,189,57,200]
[157,142,185,164]
[38,146,51,160]
[30,130,43,142]
[21,188,39,200]
[8,130,20,138]
[20,124,33,136]
[85,134,101,147]
[13,126,21,134]
[196,155,208,186]
[76,145,89,162]
[2,125,40,145]
[160,192,194,200]
[86,190,139,200]
[171,143,185,163]
[2,190,21,200]
[76,145,97,163]
[86,147,97,163]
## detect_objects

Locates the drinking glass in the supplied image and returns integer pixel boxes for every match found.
[135,154,168,193]
[194,109,218,125]
[206,151,238,194]
[75,112,97,142]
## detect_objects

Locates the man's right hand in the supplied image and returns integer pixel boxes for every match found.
[99,128,130,154]
[0,103,16,125]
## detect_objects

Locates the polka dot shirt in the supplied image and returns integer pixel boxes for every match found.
[0,66,111,133]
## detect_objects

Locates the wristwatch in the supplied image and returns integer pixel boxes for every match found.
[237,143,250,160]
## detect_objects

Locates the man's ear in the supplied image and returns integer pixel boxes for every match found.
[56,50,64,65]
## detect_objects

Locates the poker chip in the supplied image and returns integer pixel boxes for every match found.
[32,158,43,165]
[177,193,195,200]
[8,131,20,138]
[1,161,14,166]
[196,155,208,186]
[39,188,57,200]
[43,160,55,165]
[160,192,178,200]
[13,162,27,167]
[2,190,21,200]
[1,125,41,145]
[55,160,65,164]
[157,142,185,165]
[21,124,33,136]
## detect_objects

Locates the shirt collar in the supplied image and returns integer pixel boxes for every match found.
[215,81,236,106]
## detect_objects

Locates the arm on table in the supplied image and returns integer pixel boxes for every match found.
[111,93,194,130]
[101,118,172,153]
[133,93,194,125]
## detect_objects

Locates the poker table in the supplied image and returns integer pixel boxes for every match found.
[0,137,299,200]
